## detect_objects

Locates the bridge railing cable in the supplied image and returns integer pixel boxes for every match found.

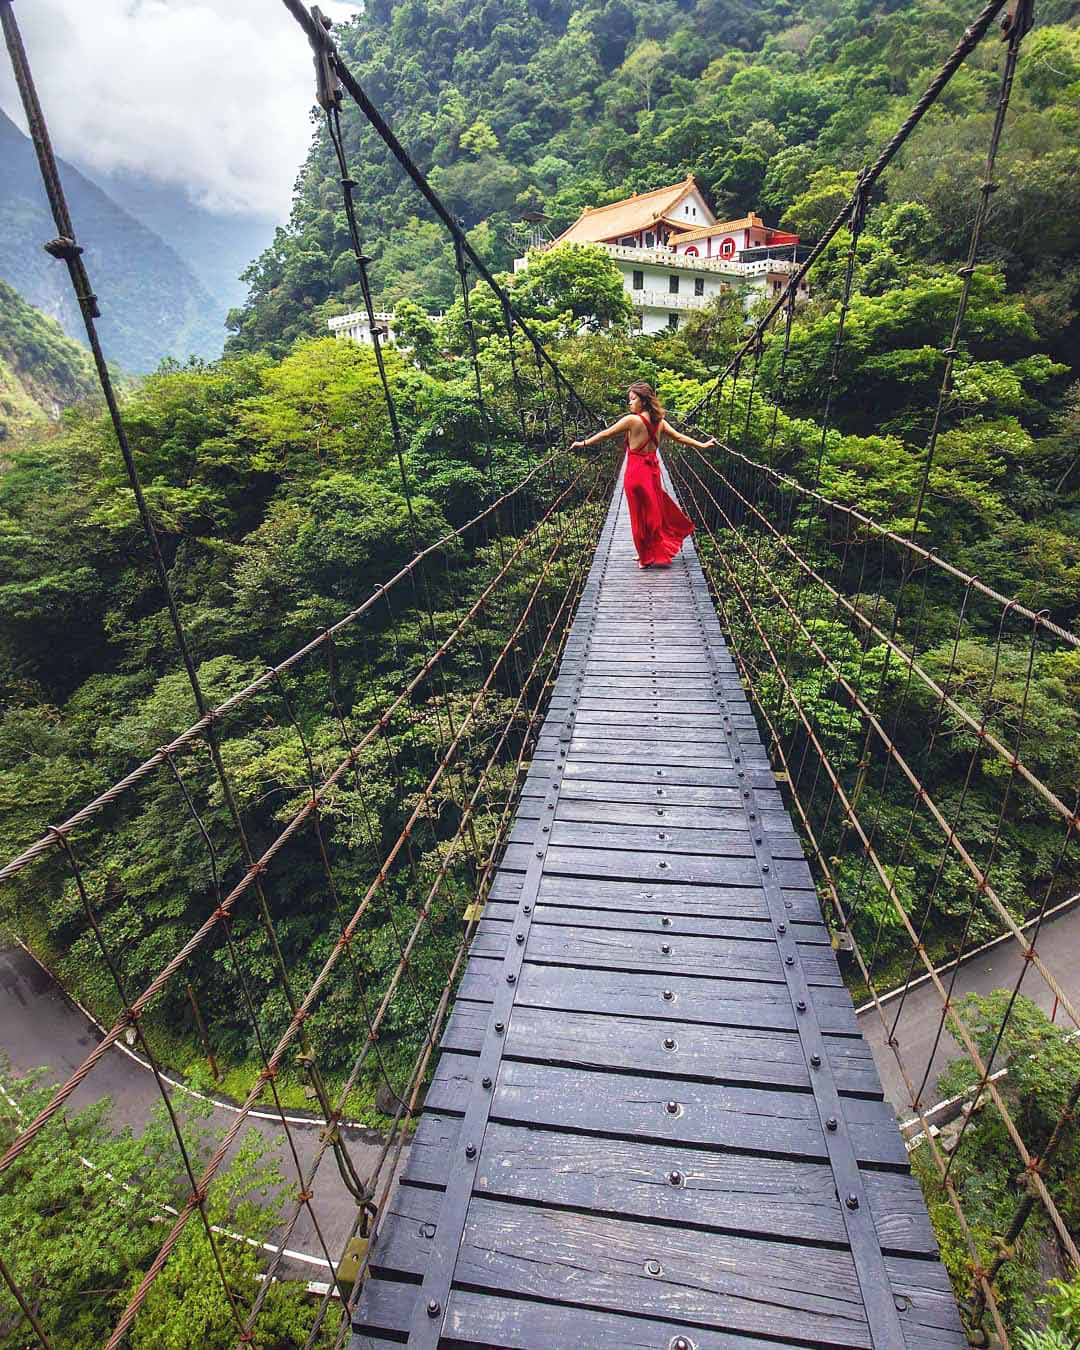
[0,440,616,1347]
[668,440,1079,1341]
[0,3,622,1342]
[664,0,1079,1337]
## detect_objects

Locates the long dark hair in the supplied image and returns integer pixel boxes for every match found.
[628,380,665,426]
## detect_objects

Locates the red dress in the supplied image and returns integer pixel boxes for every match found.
[623,413,694,566]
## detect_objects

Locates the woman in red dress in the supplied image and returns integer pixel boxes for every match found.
[571,382,716,568]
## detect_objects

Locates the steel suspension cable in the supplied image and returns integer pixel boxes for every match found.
[283,0,598,429]
[682,0,1024,423]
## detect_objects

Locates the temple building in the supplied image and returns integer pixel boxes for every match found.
[330,177,810,347]
[515,174,809,334]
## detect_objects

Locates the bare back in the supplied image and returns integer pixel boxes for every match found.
[623,412,666,453]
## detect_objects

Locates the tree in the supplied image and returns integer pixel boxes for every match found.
[238,337,400,474]
[620,40,665,111]
[780,166,859,237]
[0,1061,324,1347]
[916,993,1080,1335]
[459,119,500,157]
[392,299,447,374]
[511,244,634,331]
[678,289,747,366]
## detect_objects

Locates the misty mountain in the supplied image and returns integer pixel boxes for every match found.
[76,165,277,321]
[0,108,223,373]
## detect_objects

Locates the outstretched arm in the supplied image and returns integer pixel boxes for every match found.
[570,414,635,451]
[660,419,717,450]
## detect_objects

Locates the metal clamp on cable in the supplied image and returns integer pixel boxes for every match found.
[1000,0,1034,38]
[43,235,101,317]
[849,169,871,235]
[308,5,341,111]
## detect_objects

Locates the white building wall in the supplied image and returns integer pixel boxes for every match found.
[514,242,813,335]
[665,187,713,229]
[616,259,732,333]
[674,225,754,261]
[328,312,396,345]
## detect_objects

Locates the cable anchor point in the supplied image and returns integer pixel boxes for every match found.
[308,6,342,112]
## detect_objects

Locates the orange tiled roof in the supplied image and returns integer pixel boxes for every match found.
[667,213,766,244]
[554,176,709,245]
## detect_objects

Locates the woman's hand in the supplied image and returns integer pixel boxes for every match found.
[570,438,587,451]
[698,436,718,449]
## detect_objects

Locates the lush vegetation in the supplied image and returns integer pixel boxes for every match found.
[227,0,1080,368]
[2,0,1080,1341]
[0,1059,329,1347]
[0,279,99,442]
[912,995,1080,1341]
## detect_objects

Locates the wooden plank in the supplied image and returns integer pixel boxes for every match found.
[529,778,783,811]
[539,820,807,861]
[574,707,743,726]
[537,736,739,763]
[365,1189,960,1345]
[480,900,831,945]
[440,1003,879,1096]
[424,1053,908,1166]
[559,721,735,744]
[554,798,794,831]
[514,818,760,856]
[470,919,841,985]
[501,842,814,890]
[552,678,745,699]
[563,697,754,716]
[486,874,821,924]
[523,761,777,792]
[455,957,860,1033]
[352,1277,787,1350]
[400,1115,939,1255]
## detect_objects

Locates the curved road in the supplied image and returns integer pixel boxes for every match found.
[0,944,394,1279]
[856,903,1080,1119]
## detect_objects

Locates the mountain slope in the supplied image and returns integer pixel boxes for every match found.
[0,109,224,373]
[76,165,277,323]
[225,0,1080,362]
[0,279,98,441]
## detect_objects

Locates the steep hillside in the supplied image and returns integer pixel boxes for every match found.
[0,279,98,441]
[0,109,224,372]
[226,0,1080,364]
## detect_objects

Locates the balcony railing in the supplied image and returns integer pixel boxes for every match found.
[631,289,715,311]
[602,242,744,274]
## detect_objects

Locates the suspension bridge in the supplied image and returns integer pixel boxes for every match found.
[1,0,1077,1347]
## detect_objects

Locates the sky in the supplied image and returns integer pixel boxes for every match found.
[0,0,361,219]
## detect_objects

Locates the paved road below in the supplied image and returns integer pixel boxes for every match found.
[858,904,1080,1118]
[0,944,393,1279]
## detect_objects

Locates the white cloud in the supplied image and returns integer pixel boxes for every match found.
[0,0,360,218]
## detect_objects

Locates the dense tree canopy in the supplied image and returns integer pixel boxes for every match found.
[3,0,1080,1341]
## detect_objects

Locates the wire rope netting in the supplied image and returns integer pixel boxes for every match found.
[661,0,1080,1340]
[0,1,616,1344]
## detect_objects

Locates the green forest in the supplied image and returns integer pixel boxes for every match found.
[0,279,99,443]
[2,0,1080,1343]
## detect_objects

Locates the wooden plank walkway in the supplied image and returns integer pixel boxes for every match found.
[351,470,965,1349]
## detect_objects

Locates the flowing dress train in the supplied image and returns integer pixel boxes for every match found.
[623,412,694,566]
